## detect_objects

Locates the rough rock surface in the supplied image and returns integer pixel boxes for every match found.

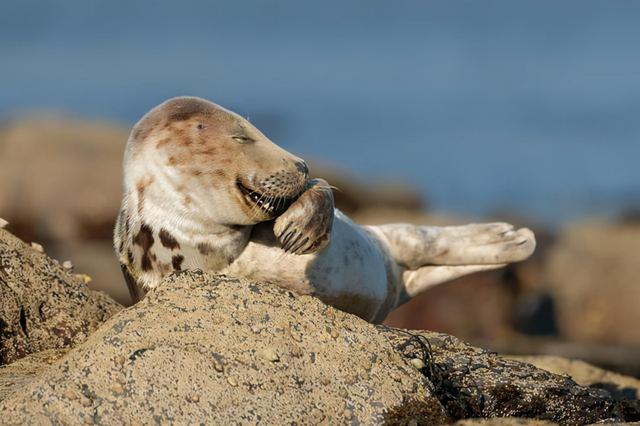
[382,328,640,424]
[453,419,555,425]
[1,269,638,424]
[0,349,68,401]
[0,272,448,425]
[0,229,122,365]
[510,355,640,402]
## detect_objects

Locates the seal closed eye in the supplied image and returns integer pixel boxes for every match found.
[114,96,536,323]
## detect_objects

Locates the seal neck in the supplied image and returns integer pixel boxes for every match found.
[117,182,252,292]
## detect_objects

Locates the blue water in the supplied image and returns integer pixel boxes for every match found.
[2,0,640,224]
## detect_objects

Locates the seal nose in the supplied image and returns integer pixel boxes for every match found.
[295,160,309,178]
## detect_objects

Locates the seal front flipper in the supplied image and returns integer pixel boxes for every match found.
[274,178,334,255]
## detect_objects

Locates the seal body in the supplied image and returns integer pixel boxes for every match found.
[114,97,536,322]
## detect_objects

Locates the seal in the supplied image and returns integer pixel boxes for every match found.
[114,96,536,322]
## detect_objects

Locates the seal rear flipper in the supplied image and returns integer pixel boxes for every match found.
[120,263,143,304]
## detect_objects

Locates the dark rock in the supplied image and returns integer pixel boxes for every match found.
[0,229,122,365]
[381,327,639,424]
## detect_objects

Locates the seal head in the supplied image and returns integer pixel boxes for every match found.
[126,96,308,226]
[115,96,313,300]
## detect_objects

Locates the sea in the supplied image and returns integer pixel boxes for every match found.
[2,0,639,225]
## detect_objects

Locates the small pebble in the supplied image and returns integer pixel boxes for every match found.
[343,408,353,420]
[344,374,358,385]
[210,316,224,324]
[81,396,92,407]
[31,242,44,253]
[63,388,77,400]
[410,358,425,370]
[110,383,124,394]
[0,218,8,229]
[310,408,326,422]
[226,376,238,387]
[260,348,280,362]
[289,345,303,358]
[213,360,224,372]
[115,355,126,366]
[62,260,74,270]
[289,328,303,342]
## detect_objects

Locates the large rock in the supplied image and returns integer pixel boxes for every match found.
[0,272,447,424]
[383,328,639,424]
[509,355,640,402]
[1,271,638,424]
[546,221,640,346]
[0,116,127,243]
[0,228,122,365]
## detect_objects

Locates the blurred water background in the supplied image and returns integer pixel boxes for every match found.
[2,0,639,225]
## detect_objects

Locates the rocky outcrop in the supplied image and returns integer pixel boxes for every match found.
[1,268,638,424]
[0,228,122,365]
[0,272,448,425]
[0,117,127,243]
[384,328,639,424]
[509,355,640,404]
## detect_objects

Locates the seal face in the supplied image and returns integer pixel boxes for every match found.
[128,96,308,225]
